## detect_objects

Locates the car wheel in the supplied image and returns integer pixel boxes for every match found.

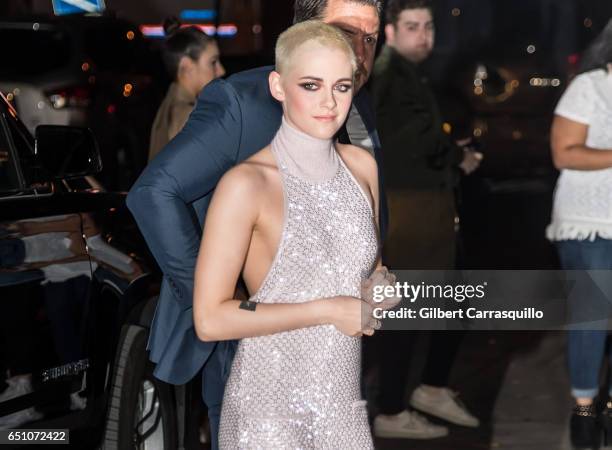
[102,324,177,450]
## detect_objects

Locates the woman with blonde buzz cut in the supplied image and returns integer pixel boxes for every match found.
[193,20,382,448]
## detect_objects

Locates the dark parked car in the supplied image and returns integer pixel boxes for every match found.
[0,92,192,448]
[0,14,166,191]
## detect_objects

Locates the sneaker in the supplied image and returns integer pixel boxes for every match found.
[410,385,479,428]
[374,410,448,439]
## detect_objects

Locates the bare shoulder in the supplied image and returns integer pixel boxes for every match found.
[217,145,278,195]
[243,145,278,173]
[336,143,378,182]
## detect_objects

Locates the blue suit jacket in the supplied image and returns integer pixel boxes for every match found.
[127,66,388,386]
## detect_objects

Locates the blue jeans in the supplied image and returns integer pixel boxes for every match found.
[556,238,612,399]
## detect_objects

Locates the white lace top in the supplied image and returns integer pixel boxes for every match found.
[546,69,612,241]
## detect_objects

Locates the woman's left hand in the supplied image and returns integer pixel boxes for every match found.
[361,266,401,311]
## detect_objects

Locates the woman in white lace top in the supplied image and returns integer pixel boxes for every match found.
[547,19,612,449]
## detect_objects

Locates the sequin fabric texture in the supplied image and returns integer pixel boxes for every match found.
[218,145,379,449]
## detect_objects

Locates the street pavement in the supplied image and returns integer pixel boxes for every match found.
[372,330,611,450]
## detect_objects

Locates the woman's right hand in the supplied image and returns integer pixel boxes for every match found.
[323,296,378,337]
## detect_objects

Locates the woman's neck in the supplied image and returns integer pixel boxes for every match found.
[271,116,338,183]
[175,74,199,99]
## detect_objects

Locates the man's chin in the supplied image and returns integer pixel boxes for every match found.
[415,50,433,62]
[406,53,429,64]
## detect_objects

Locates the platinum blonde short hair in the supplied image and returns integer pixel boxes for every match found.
[275,20,357,76]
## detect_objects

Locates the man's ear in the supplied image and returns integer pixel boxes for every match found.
[384,23,395,46]
[268,71,285,102]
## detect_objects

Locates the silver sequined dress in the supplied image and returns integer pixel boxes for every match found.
[218,123,379,449]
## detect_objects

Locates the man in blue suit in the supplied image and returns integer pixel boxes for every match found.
[127,1,387,447]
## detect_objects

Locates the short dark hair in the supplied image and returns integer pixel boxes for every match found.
[162,17,215,79]
[293,0,382,24]
[385,0,433,26]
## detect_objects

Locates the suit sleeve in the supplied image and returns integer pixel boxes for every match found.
[127,79,242,309]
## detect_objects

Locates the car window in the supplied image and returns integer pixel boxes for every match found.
[0,118,20,193]
[3,108,42,188]
[0,27,72,78]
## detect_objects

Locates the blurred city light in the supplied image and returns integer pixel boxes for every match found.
[139,24,238,38]
[180,9,217,21]
[123,83,133,97]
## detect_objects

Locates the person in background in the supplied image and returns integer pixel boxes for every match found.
[546,18,612,450]
[148,18,225,161]
[371,0,481,440]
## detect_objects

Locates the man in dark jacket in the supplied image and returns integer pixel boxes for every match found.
[371,0,481,440]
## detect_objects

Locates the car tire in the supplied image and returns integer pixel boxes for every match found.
[102,324,177,450]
